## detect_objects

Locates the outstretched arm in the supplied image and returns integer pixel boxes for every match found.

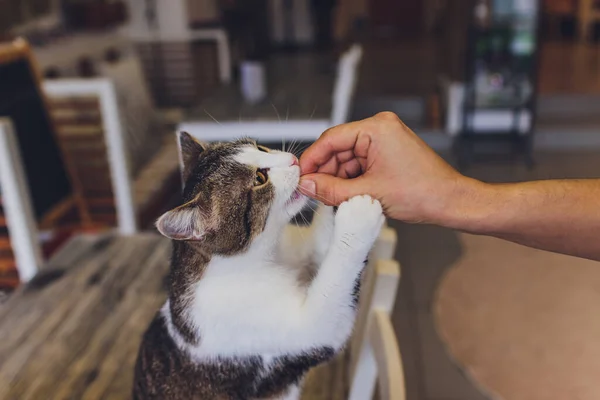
[298,112,600,261]
[446,178,600,261]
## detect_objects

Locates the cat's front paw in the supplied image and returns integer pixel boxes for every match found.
[333,195,385,257]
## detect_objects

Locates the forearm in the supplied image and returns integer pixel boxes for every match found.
[440,178,600,261]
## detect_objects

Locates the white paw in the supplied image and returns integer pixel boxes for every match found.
[334,195,385,256]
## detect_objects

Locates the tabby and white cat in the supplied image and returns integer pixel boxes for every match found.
[133,133,384,399]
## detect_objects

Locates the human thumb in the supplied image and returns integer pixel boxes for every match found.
[299,174,366,206]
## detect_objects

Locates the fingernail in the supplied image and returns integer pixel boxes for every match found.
[299,179,316,195]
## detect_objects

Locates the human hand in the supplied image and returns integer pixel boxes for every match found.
[299,112,479,224]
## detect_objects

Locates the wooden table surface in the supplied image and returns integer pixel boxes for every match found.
[186,53,335,123]
[0,233,170,400]
[0,233,346,399]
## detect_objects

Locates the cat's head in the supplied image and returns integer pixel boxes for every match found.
[156,132,308,254]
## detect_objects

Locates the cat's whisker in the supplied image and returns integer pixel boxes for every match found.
[288,139,299,156]
[271,103,281,123]
[285,106,289,122]
[305,207,322,221]
[303,190,336,207]
[309,104,317,121]
[304,202,324,218]
[298,211,311,229]
[305,201,322,213]
[204,109,222,125]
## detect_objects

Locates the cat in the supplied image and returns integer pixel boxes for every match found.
[133,132,385,400]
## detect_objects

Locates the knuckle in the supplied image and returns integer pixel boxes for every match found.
[321,126,337,140]
[375,111,400,122]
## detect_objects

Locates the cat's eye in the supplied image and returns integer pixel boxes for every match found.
[257,145,270,153]
[255,169,268,186]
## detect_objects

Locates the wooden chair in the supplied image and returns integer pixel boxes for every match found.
[43,76,181,233]
[302,224,405,400]
[44,79,137,234]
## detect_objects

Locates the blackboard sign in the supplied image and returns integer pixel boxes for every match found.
[0,39,73,221]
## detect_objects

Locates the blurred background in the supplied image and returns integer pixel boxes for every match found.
[1,1,600,399]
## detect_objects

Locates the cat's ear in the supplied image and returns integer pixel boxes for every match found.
[178,132,208,182]
[155,203,206,241]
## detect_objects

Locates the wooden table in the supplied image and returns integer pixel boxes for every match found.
[0,233,345,399]
[0,233,170,399]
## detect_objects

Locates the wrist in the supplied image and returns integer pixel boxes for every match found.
[432,177,498,233]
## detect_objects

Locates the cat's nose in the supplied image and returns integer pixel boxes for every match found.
[290,156,299,166]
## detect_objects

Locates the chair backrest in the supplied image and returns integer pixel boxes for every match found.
[44,79,137,235]
[330,44,364,126]
[0,119,44,284]
[348,224,406,400]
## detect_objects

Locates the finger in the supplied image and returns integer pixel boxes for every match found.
[299,120,365,174]
[299,174,369,206]
[317,155,340,176]
[314,156,363,178]
[335,149,356,165]
[338,158,363,179]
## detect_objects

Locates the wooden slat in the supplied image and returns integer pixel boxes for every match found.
[0,259,16,273]
[55,126,104,137]
[59,140,106,152]
[87,198,115,207]
[39,196,76,230]
[48,97,99,110]
[86,214,117,225]
[0,276,20,289]
[0,248,14,259]
[0,238,11,249]
[57,134,105,146]
[67,158,111,171]
[50,108,101,119]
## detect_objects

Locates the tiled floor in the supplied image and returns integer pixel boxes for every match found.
[388,151,600,400]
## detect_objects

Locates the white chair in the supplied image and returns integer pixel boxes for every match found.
[331,44,364,127]
[178,44,364,142]
[302,224,406,400]
[348,225,405,400]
